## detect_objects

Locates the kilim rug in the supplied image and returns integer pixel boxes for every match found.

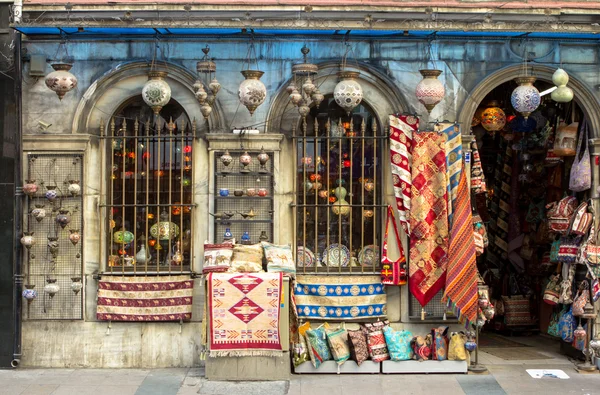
[437,122,462,229]
[409,131,449,307]
[389,114,417,235]
[294,275,386,320]
[96,275,193,321]
[208,272,283,357]
[443,164,478,326]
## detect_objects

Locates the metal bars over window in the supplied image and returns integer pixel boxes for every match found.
[294,99,386,274]
[102,113,196,275]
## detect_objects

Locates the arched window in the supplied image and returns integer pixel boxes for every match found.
[295,96,384,273]
[105,96,195,273]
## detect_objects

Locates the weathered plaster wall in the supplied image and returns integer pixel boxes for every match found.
[19,36,600,368]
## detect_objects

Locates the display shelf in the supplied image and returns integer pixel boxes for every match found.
[294,360,381,374]
[216,172,272,176]
[215,219,273,224]
[215,196,273,200]
[381,360,468,374]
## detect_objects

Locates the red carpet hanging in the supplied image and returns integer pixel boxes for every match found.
[443,164,479,326]
[389,114,417,235]
[409,131,449,307]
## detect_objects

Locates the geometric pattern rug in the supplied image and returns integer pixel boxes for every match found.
[208,272,283,357]
[96,275,193,321]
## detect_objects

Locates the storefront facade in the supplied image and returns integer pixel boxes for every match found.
[11,0,600,373]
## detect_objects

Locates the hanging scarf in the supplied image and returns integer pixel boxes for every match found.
[470,142,487,194]
[443,163,479,326]
[389,114,417,235]
[437,122,462,228]
[409,131,449,307]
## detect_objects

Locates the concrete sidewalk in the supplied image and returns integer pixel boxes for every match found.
[2,363,600,395]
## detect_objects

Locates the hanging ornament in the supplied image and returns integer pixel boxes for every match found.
[551,68,574,103]
[334,71,363,115]
[67,180,81,196]
[150,210,180,241]
[47,236,59,258]
[332,186,351,216]
[45,185,58,202]
[20,232,35,250]
[257,147,270,173]
[70,277,83,295]
[196,46,221,119]
[238,70,267,116]
[511,77,541,119]
[415,69,445,114]
[69,229,81,245]
[172,241,184,265]
[142,71,172,115]
[22,284,37,302]
[289,46,321,117]
[113,228,134,244]
[56,209,71,229]
[481,100,506,132]
[31,204,46,222]
[44,278,60,298]
[45,63,78,100]
[23,180,38,197]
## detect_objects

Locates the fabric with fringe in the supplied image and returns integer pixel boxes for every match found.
[443,163,479,326]
[208,272,283,357]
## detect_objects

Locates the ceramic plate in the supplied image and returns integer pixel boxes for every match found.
[297,246,315,268]
[358,245,380,267]
[322,244,350,267]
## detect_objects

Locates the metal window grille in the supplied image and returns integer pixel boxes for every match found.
[102,112,196,275]
[24,154,84,320]
[293,99,386,274]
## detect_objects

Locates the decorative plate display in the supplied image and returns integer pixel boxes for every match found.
[297,246,315,268]
[321,244,350,267]
[358,245,380,267]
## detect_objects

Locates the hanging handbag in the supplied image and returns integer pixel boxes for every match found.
[569,201,593,236]
[548,307,566,338]
[558,306,576,342]
[550,238,561,263]
[584,261,600,302]
[586,222,600,265]
[543,273,562,306]
[381,206,407,286]
[559,262,576,305]
[553,105,578,157]
[572,281,590,317]
[557,235,582,264]
[569,119,591,192]
[546,196,578,234]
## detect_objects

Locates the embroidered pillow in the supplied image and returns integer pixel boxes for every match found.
[202,243,233,274]
[261,242,296,277]
[326,326,350,365]
[383,326,413,361]
[293,322,311,367]
[230,243,264,273]
[347,329,369,366]
[305,326,331,368]
[363,320,390,362]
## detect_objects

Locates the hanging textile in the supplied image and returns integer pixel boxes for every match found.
[409,131,449,307]
[381,206,407,286]
[443,164,479,326]
[470,142,487,194]
[437,122,462,228]
[389,114,417,235]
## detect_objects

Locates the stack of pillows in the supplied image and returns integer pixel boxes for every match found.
[202,241,295,276]
[294,321,470,369]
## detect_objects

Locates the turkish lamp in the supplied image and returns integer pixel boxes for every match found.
[311,89,325,108]
[511,77,541,119]
[302,77,316,95]
[238,70,267,116]
[551,68,574,103]
[44,278,60,298]
[200,104,212,119]
[334,71,363,115]
[415,69,445,114]
[289,88,302,105]
[193,81,208,104]
[481,100,506,132]
[71,277,83,295]
[298,100,310,118]
[209,78,221,95]
[142,71,172,115]
[45,63,78,100]
[286,82,297,95]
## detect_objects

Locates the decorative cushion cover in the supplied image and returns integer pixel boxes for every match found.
[230,243,264,273]
[502,295,536,326]
[363,320,390,362]
[347,329,369,366]
[293,322,311,367]
[261,242,296,276]
[326,326,351,364]
[382,326,413,361]
[202,243,233,274]
[305,326,331,368]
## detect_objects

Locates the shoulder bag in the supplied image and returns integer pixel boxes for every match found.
[569,119,591,192]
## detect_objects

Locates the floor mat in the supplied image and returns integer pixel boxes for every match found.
[478,332,531,348]
[481,347,554,360]
[456,375,507,395]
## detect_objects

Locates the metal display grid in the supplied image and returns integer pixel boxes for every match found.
[213,150,274,244]
[24,154,84,320]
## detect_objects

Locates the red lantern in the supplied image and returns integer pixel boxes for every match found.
[148,239,156,247]
[127,152,136,159]
[329,196,337,203]
[143,152,151,160]
[343,160,351,168]
[184,145,192,153]
[309,173,322,182]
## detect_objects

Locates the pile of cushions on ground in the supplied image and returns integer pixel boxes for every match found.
[293,321,473,368]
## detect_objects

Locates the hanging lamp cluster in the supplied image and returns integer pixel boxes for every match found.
[194,46,221,119]
[287,46,324,118]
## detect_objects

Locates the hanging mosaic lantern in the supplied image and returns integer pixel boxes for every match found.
[113,228,134,244]
[31,204,46,222]
[70,277,83,295]
[44,278,60,298]
[551,68,574,103]
[511,77,541,119]
[56,209,71,229]
[415,69,445,114]
[23,180,38,197]
[238,70,267,116]
[142,71,172,115]
[22,284,37,302]
[471,108,484,127]
[67,180,81,196]
[45,63,78,100]
[20,232,35,250]
[69,229,81,245]
[334,71,363,115]
[150,210,180,241]
[481,101,506,132]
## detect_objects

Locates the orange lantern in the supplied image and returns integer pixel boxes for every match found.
[329,196,337,203]
[481,101,506,132]
[148,239,157,247]
[172,205,181,216]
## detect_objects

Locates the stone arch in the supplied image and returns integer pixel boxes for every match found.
[266,61,409,135]
[72,61,226,135]
[458,64,600,138]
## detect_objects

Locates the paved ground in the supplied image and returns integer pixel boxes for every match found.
[2,336,600,395]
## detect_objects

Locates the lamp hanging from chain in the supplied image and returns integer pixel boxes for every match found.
[415,38,445,114]
[238,35,267,116]
[333,40,363,116]
[142,39,172,115]
[551,68,574,103]
[287,45,323,119]
[510,53,540,120]
[194,46,221,120]
[44,39,78,100]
